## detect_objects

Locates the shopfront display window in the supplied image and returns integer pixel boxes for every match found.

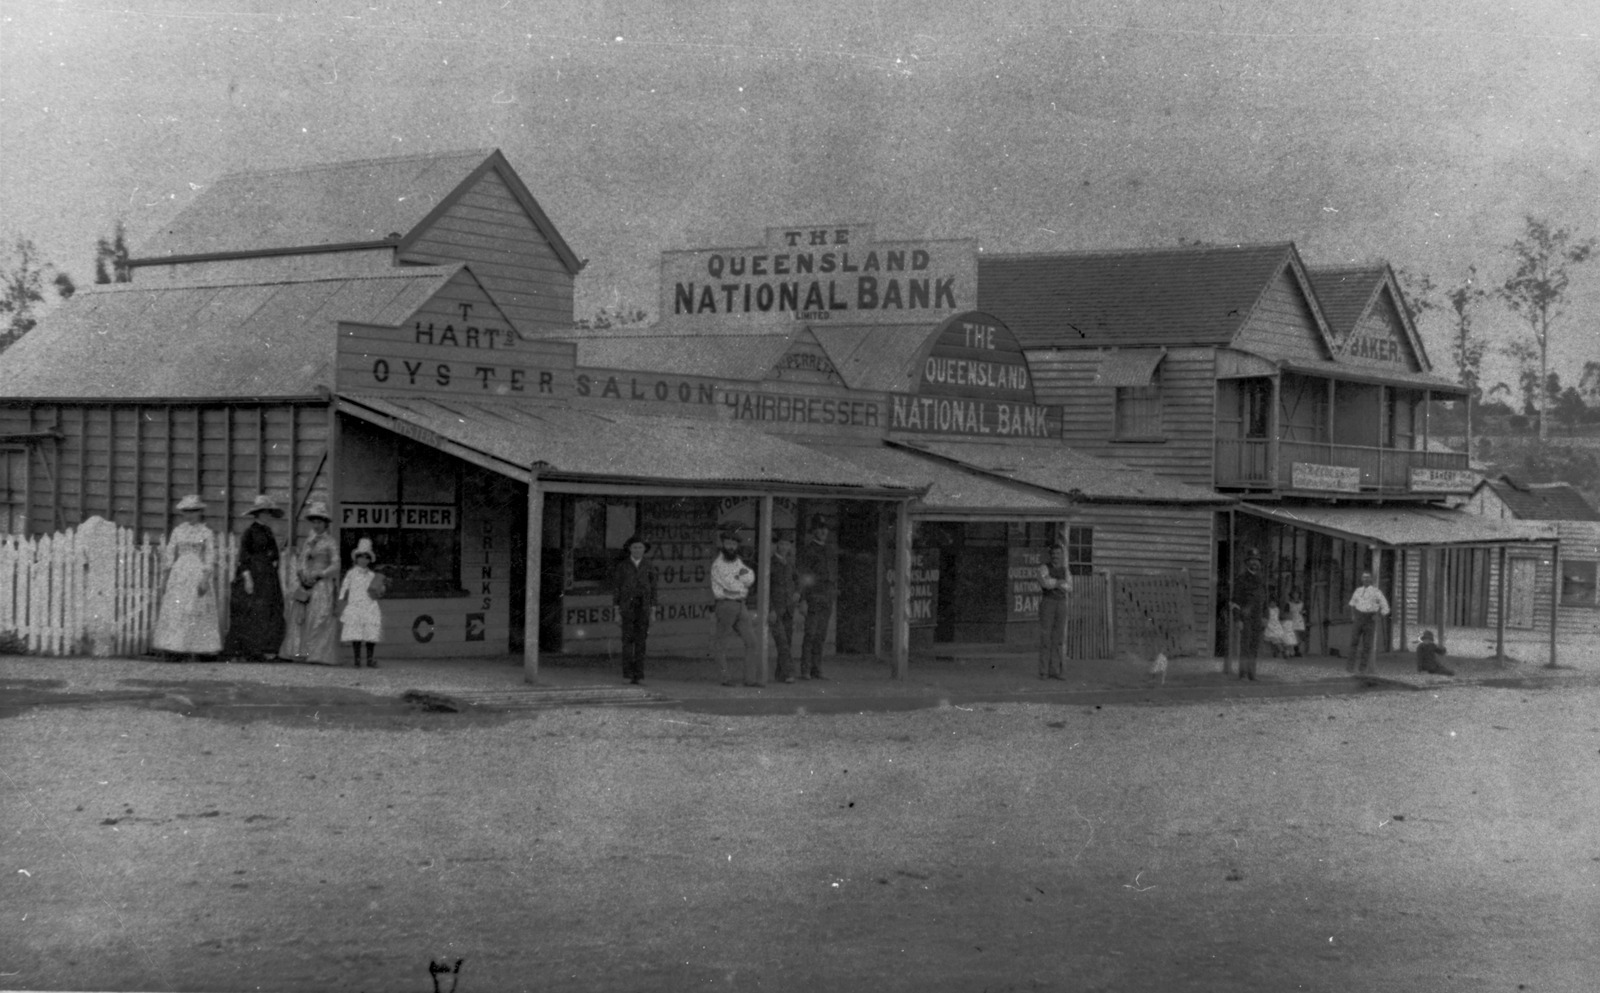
[339,420,463,598]
[1561,560,1597,607]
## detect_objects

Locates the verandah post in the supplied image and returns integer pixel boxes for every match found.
[523,471,544,682]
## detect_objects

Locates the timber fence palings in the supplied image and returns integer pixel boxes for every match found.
[0,518,276,657]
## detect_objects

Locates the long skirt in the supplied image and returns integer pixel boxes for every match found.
[152,554,222,654]
[279,579,341,665]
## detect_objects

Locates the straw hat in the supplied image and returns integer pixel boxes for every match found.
[175,494,206,513]
[621,534,651,553]
[303,501,331,521]
[352,537,376,564]
[240,494,285,518]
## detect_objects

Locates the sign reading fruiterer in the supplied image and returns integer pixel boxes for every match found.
[340,503,458,529]
[891,311,1060,439]
[660,224,976,326]
[1409,467,1479,493]
[1291,462,1361,493]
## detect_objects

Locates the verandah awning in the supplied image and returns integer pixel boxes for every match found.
[336,394,925,498]
[1236,502,1556,548]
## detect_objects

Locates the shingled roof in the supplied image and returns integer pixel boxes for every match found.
[0,268,460,399]
[976,243,1302,348]
[1305,265,1388,337]
[1479,476,1600,522]
[132,148,580,273]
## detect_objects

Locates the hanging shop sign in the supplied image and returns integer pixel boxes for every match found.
[1291,462,1361,493]
[659,224,976,326]
[339,503,458,529]
[1409,467,1479,493]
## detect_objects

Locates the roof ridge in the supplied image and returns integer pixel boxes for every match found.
[979,241,1294,262]
[89,264,461,294]
[209,148,495,182]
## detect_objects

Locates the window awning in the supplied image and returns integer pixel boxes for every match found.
[1236,502,1556,548]
[336,394,925,498]
[1093,348,1166,387]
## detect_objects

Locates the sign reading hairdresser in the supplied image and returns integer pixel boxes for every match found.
[660,224,976,326]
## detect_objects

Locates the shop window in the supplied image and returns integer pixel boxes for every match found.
[1114,382,1163,440]
[1066,526,1093,576]
[1561,560,1597,607]
[569,498,639,589]
[337,424,463,598]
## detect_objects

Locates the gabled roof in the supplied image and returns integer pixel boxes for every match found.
[0,268,460,399]
[977,242,1318,349]
[132,149,581,274]
[1305,264,1435,372]
[1476,475,1600,522]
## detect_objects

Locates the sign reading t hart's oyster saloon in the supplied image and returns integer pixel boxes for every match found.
[660,224,976,326]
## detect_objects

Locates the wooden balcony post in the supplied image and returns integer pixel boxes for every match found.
[1270,373,1282,487]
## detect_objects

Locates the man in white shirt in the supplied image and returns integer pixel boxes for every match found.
[709,529,759,687]
[1347,571,1390,673]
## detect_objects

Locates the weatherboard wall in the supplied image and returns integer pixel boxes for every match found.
[1229,267,1328,363]
[0,400,330,542]
[399,168,576,338]
[1025,347,1218,488]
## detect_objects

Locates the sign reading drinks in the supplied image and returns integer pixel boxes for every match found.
[1409,467,1478,493]
[660,224,976,326]
[1291,462,1361,493]
[892,311,1059,439]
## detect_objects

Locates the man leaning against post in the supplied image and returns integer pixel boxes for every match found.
[709,528,760,687]
[1037,544,1072,680]
[1348,571,1390,674]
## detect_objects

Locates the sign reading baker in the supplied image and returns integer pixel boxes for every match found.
[891,311,1059,439]
[660,224,976,326]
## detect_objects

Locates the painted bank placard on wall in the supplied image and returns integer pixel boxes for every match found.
[891,311,1060,439]
[660,224,976,326]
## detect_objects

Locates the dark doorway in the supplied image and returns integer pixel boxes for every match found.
[835,502,880,654]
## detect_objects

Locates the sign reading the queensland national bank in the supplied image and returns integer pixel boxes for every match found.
[892,311,1060,439]
[660,224,975,326]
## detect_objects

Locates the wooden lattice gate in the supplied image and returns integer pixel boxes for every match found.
[1111,571,1195,657]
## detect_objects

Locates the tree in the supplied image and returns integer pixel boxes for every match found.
[1580,360,1600,408]
[1498,217,1595,441]
[1554,386,1587,436]
[0,237,76,353]
[1444,266,1488,404]
[94,221,131,284]
[1501,337,1541,416]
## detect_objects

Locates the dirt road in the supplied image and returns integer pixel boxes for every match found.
[2,683,1596,992]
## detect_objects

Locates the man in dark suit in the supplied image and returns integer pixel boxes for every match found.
[612,534,657,684]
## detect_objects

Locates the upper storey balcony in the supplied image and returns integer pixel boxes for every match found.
[1214,368,1471,499]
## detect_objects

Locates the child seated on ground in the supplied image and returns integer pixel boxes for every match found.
[1415,630,1454,676]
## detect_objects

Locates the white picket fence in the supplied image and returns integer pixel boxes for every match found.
[0,517,270,657]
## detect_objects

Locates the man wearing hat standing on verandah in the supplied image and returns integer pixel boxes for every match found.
[224,494,287,664]
[709,527,760,687]
[1348,570,1391,675]
[769,529,800,684]
[612,534,657,684]
[797,515,837,680]
[1227,550,1271,681]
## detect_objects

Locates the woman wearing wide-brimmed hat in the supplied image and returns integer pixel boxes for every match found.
[278,500,341,665]
[152,494,222,661]
[223,494,287,663]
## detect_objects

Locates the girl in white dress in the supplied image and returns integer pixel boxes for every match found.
[1263,603,1296,658]
[1285,589,1307,657]
[152,494,222,660]
[338,538,384,668]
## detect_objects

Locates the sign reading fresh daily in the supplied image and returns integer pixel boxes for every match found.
[661,224,976,325]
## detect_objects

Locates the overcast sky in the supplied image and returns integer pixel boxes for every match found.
[3,0,1596,390]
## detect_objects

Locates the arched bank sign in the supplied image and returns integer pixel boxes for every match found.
[891,311,1059,439]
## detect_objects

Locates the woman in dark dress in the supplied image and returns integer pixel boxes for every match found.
[224,494,286,662]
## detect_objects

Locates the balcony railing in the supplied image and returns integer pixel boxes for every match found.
[1215,439,1469,494]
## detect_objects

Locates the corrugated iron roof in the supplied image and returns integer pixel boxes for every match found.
[1238,503,1556,547]
[889,439,1230,505]
[809,324,927,393]
[339,395,924,493]
[1276,358,1465,394]
[1305,265,1386,337]
[977,243,1297,348]
[0,268,457,398]
[136,150,496,259]
[1480,476,1600,522]
[805,442,1073,514]
[567,325,797,380]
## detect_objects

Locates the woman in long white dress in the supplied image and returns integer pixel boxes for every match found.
[152,494,222,661]
[278,502,341,665]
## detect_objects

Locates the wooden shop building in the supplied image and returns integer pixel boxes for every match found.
[1,150,1230,675]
